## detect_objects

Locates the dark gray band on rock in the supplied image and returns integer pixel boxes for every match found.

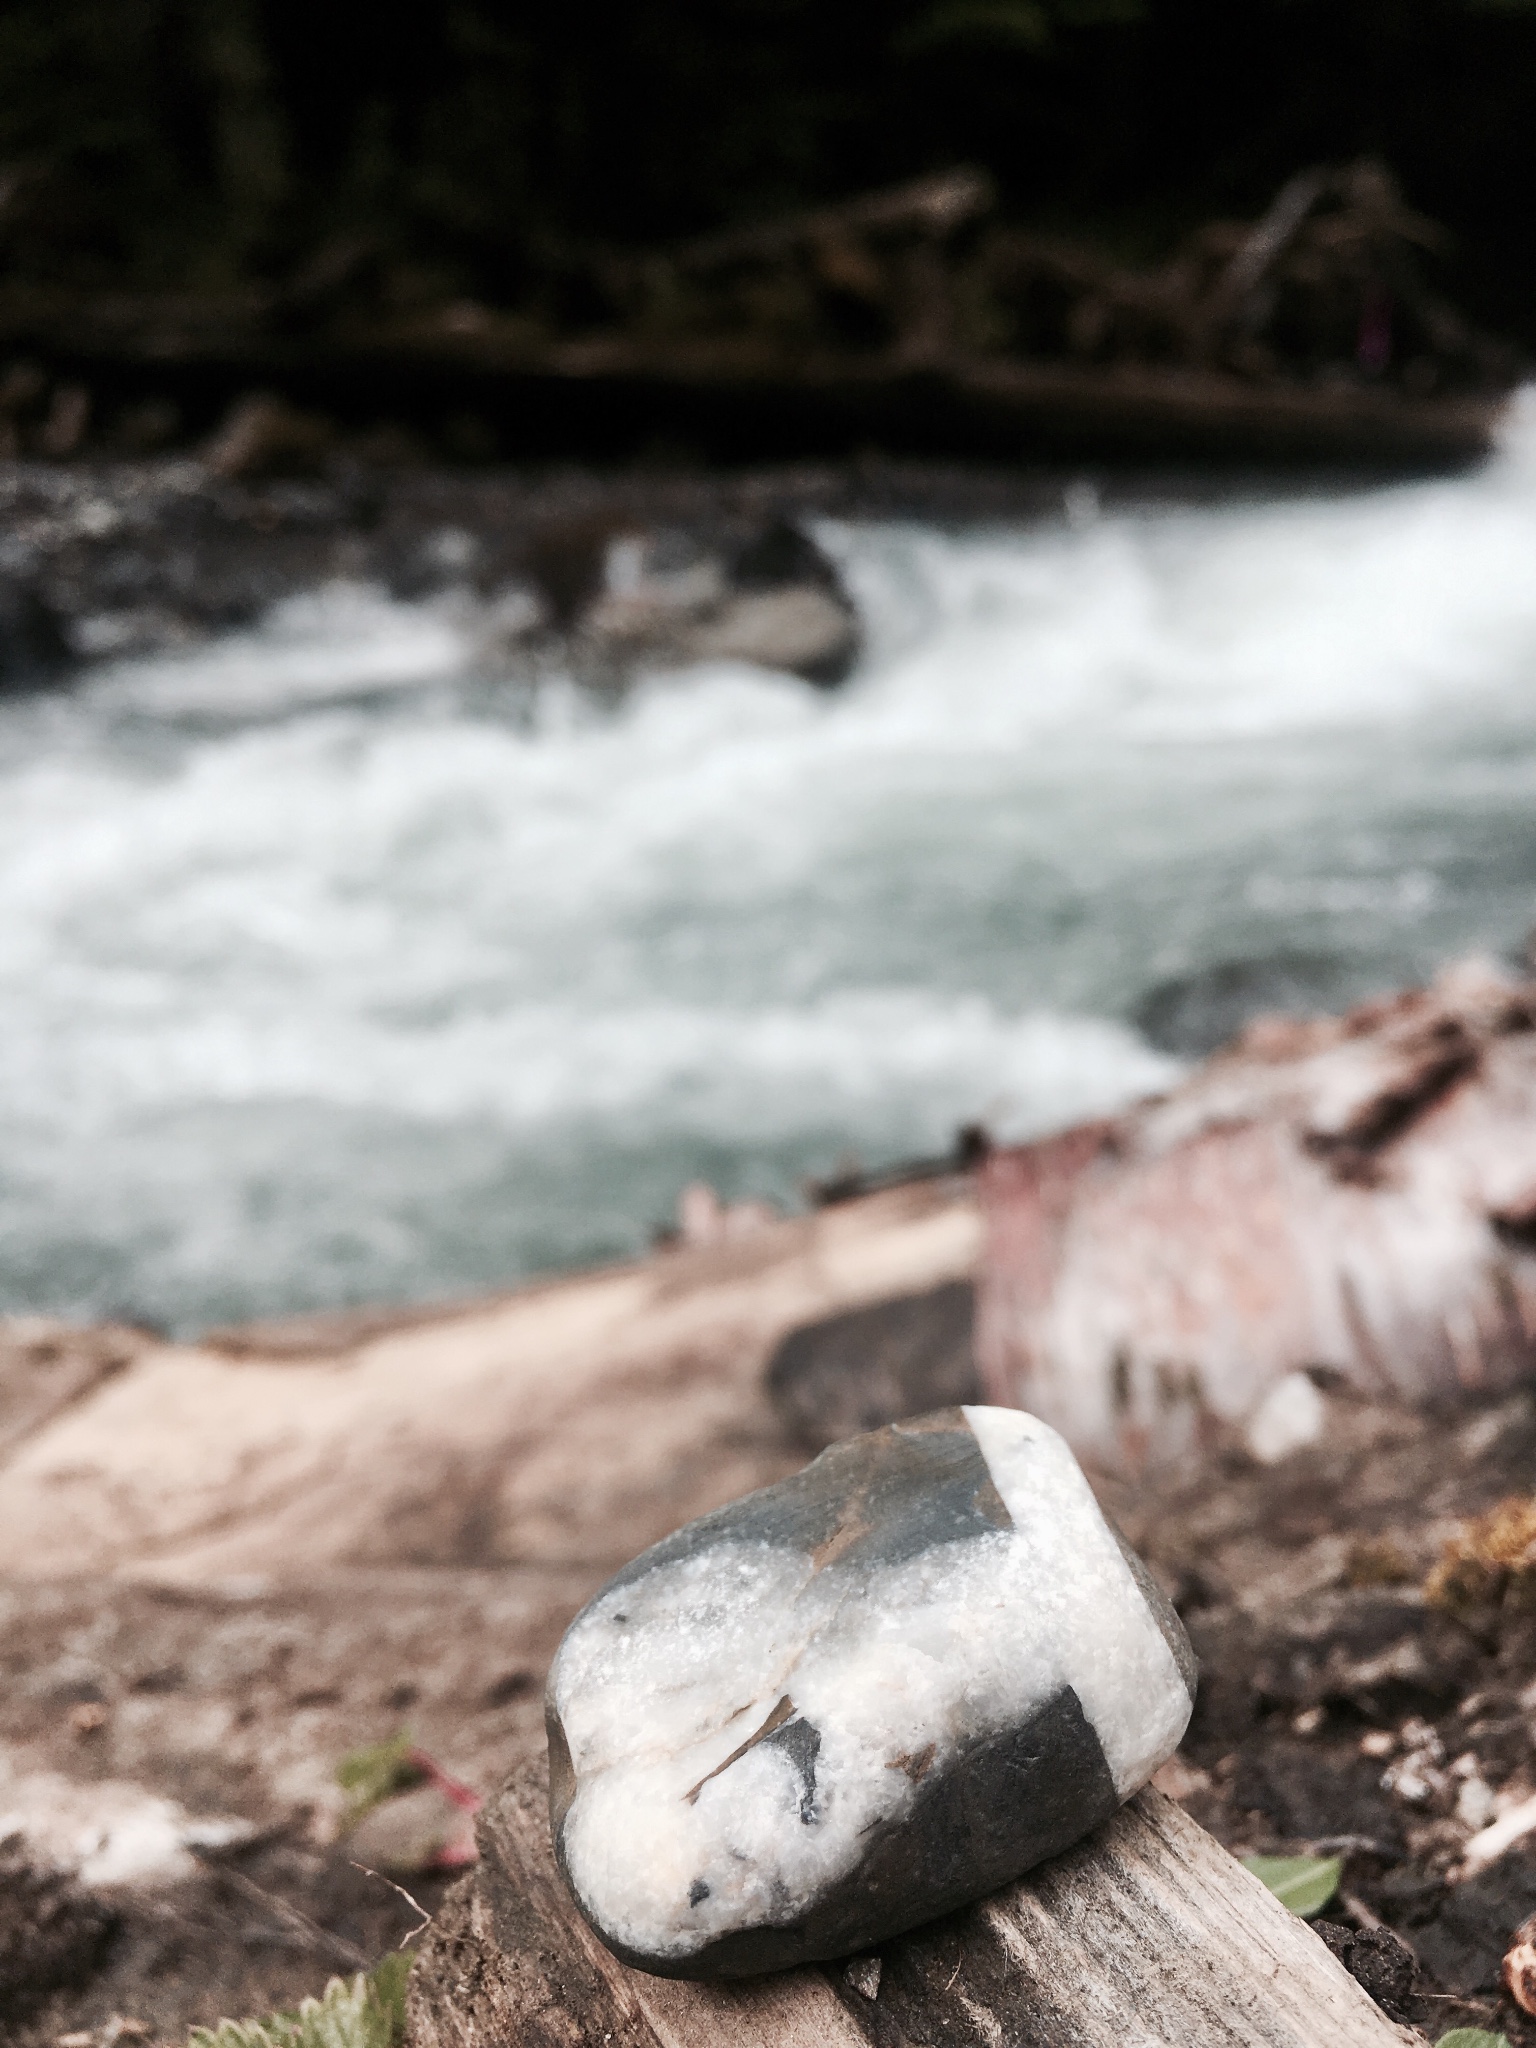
[592,1409,1010,1606]
[547,1406,1194,1977]
[553,1681,1118,1977]
[1110,1519,1199,1703]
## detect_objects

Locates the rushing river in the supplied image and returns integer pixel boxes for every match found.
[6,404,1536,1333]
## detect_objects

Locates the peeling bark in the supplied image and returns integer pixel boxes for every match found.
[977,957,1536,1475]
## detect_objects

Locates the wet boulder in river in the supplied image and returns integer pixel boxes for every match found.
[569,514,859,686]
[0,579,70,691]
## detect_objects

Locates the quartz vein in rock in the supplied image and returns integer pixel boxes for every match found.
[546,1404,1195,1976]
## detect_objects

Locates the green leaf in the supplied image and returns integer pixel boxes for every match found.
[188,1956,411,2048]
[1241,1853,1341,1918]
[1436,2033,1512,2048]
[335,1730,422,1828]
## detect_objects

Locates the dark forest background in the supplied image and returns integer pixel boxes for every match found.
[1,0,1533,339]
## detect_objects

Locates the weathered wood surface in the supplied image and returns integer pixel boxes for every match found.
[977,957,1536,1476]
[0,1178,977,1585]
[406,1753,1417,2048]
[0,1315,148,1459]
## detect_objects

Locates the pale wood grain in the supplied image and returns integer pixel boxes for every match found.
[407,1754,1418,2048]
[0,1180,977,1585]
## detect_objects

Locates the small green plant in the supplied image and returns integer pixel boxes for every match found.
[1436,2032,1512,2048]
[335,1732,423,1829]
[1241,1853,1341,1919]
[189,1954,411,2048]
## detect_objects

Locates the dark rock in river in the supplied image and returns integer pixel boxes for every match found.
[0,577,70,690]
[1134,951,1386,1056]
[766,1279,978,1449]
[546,1404,1195,1977]
[572,513,859,686]
[0,459,1055,699]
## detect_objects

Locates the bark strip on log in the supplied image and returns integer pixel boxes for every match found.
[976,958,1536,1477]
[406,1750,1417,2047]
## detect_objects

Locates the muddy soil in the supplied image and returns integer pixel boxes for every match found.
[0,1569,579,2043]
[1114,1383,1536,2040]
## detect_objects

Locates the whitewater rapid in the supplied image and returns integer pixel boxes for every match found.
[6,402,1536,1331]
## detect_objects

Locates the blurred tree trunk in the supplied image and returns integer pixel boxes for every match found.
[195,0,290,277]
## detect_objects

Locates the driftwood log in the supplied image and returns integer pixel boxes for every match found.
[406,1752,1416,2047]
[976,957,1536,1477]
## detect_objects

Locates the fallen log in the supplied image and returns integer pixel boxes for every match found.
[405,1750,1416,2046]
[0,311,1505,470]
[0,1178,977,1584]
[0,165,1514,470]
[976,956,1536,1477]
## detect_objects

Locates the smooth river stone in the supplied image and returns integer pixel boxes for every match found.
[546,1404,1196,1977]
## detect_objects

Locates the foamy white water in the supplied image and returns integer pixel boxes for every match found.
[6,398,1536,1331]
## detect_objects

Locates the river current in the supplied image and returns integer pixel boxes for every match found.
[6,403,1536,1333]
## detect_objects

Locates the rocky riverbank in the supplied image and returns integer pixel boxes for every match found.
[0,455,913,694]
[0,446,1253,699]
[8,1156,1536,2041]
[6,438,1498,706]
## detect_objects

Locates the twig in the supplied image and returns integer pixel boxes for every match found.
[1340,1892,1387,1934]
[1456,1786,1536,1879]
[1307,1835,1395,1859]
[349,1860,433,1945]
[201,1857,370,1971]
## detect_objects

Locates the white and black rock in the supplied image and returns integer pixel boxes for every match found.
[574,515,859,687]
[546,1404,1195,1978]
